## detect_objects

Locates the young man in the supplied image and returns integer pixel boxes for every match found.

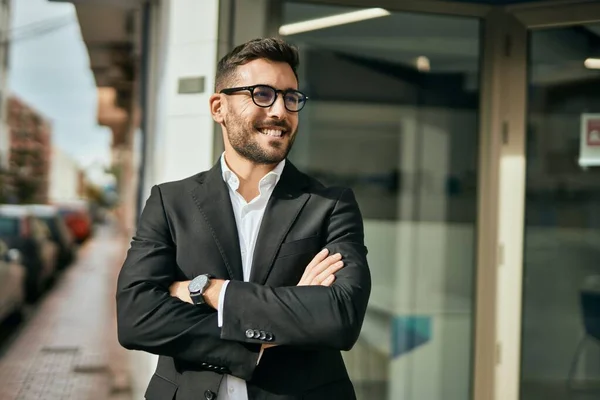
[116,37,371,400]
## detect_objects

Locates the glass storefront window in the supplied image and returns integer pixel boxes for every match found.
[281,3,481,399]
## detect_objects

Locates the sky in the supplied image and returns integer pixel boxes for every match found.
[9,0,112,181]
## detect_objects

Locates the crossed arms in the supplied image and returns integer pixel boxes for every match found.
[116,185,371,381]
[169,247,347,354]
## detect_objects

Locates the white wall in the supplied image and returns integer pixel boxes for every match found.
[49,146,82,203]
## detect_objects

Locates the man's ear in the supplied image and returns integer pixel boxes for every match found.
[210,94,224,123]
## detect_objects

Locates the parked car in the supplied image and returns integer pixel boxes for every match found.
[56,202,93,244]
[27,204,76,270]
[0,239,26,323]
[0,205,59,302]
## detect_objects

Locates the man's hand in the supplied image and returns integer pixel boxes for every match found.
[297,248,344,286]
[169,279,225,309]
[169,280,192,303]
[203,279,225,309]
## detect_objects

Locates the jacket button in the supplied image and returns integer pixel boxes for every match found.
[245,329,254,338]
[204,390,215,400]
[253,329,261,338]
[259,330,267,340]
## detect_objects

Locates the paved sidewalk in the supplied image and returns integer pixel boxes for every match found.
[0,223,133,400]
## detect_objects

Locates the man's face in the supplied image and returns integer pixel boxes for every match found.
[217,59,300,165]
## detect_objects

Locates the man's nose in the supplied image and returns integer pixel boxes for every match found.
[268,94,287,119]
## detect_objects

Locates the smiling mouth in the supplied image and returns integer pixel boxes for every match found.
[258,128,286,138]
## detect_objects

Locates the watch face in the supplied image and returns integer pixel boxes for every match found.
[189,275,208,293]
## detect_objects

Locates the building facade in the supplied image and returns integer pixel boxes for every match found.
[0,0,11,170]
[62,1,600,399]
[48,145,84,204]
[4,95,52,204]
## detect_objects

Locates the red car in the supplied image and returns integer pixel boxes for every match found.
[57,204,92,244]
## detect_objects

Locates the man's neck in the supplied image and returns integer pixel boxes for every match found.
[223,150,278,201]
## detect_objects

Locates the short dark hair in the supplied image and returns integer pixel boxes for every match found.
[215,37,299,91]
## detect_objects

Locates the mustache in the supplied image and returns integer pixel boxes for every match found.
[255,120,291,131]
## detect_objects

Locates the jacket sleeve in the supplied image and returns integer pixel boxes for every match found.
[116,185,260,380]
[220,188,371,350]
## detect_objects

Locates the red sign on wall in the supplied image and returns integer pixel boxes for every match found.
[580,114,600,167]
[587,119,600,147]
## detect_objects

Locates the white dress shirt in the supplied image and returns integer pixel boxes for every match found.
[216,153,285,400]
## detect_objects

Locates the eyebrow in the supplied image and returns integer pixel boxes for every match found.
[256,84,299,91]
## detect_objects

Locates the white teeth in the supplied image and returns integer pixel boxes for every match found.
[260,129,283,137]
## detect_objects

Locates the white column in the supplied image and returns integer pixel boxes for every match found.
[145,0,220,192]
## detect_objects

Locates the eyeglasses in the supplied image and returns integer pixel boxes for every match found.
[219,84,308,112]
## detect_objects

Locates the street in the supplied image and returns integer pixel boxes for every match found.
[0,222,132,400]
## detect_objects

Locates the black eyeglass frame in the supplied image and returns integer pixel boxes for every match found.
[219,84,308,112]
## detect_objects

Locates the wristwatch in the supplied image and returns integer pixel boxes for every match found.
[188,274,213,305]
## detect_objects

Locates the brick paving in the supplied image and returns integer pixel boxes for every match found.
[0,222,133,400]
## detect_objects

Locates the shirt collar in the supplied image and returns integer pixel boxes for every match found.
[220,152,286,192]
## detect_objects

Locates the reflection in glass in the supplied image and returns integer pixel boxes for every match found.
[281,3,481,399]
[521,23,600,400]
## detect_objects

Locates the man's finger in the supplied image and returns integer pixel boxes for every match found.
[310,253,341,278]
[298,250,334,285]
[314,261,344,284]
[304,248,329,272]
[320,274,335,286]
[299,253,341,286]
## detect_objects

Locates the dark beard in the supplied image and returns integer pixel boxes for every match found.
[225,113,296,165]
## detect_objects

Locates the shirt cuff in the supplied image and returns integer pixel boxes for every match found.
[217,280,230,328]
[257,347,264,365]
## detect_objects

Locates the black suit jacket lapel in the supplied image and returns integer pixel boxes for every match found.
[250,162,311,285]
[189,162,244,281]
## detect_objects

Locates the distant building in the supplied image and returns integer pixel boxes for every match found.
[0,0,12,169]
[49,146,85,204]
[5,95,52,204]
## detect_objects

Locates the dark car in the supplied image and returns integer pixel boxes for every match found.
[0,239,26,323]
[28,205,76,270]
[0,205,59,302]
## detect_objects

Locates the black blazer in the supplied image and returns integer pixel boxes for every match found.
[116,160,371,400]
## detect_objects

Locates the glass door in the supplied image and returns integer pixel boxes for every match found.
[520,19,600,400]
